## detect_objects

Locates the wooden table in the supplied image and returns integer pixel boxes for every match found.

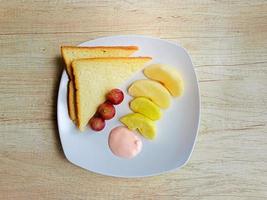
[1,1,266,199]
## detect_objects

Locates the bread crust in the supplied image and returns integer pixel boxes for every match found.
[72,56,152,63]
[61,46,138,51]
[68,80,76,122]
[72,66,82,129]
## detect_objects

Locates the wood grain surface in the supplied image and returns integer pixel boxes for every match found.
[1,0,267,199]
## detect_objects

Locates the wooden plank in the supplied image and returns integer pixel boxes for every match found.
[0,0,266,37]
[0,0,267,199]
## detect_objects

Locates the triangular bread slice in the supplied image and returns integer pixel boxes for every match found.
[61,46,138,121]
[61,46,138,79]
[72,57,152,131]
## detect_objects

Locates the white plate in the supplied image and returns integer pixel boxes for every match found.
[57,35,200,178]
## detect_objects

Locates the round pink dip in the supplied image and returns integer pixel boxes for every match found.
[108,126,142,159]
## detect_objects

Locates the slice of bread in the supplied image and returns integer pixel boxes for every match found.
[61,46,138,79]
[72,57,152,131]
[68,80,76,121]
[61,46,138,122]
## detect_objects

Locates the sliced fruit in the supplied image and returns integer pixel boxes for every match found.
[97,102,116,120]
[120,113,156,140]
[106,89,124,105]
[128,79,171,109]
[130,97,161,120]
[89,117,105,131]
[144,64,184,97]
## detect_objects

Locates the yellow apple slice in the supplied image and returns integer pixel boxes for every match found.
[130,97,161,120]
[144,64,184,97]
[120,113,156,140]
[128,79,171,109]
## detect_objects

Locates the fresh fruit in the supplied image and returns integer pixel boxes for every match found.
[144,64,184,97]
[128,79,171,109]
[97,102,116,120]
[89,117,105,131]
[130,97,161,120]
[120,113,156,140]
[106,89,124,105]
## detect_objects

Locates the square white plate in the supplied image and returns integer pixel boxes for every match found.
[57,35,200,177]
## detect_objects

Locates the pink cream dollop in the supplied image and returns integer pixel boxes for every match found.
[108,126,142,159]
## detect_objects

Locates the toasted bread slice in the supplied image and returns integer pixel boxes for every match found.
[61,46,138,121]
[72,57,152,131]
[61,46,138,79]
[68,80,76,121]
